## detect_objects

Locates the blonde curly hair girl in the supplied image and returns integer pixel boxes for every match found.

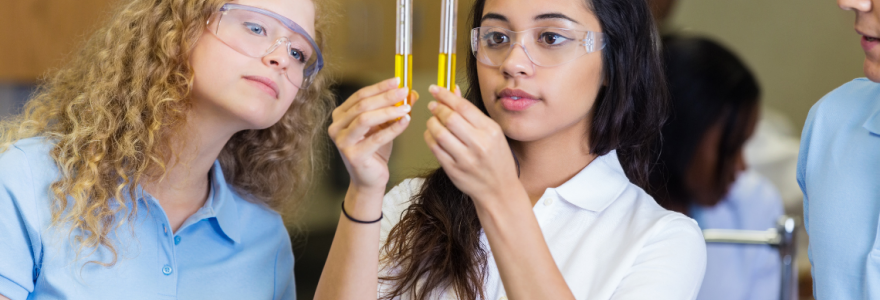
[0,0,332,297]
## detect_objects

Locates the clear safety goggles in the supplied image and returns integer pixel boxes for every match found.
[470,26,604,67]
[207,3,324,88]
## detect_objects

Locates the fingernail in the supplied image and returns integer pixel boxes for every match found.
[399,104,411,113]
[429,85,439,93]
[397,88,409,98]
[392,77,401,87]
[427,101,437,111]
[402,114,411,122]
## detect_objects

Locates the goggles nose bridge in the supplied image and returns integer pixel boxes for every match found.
[262,36,292,57]
[503,41,539,67]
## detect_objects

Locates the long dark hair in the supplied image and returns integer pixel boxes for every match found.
[649,35,759,212]
[380,0,667,298]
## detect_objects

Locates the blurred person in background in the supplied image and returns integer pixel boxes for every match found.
[652,35,784,300]
[799,0,880,298]
[0,0,334,299]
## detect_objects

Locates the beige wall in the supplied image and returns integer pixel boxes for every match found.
[667,0,865,130]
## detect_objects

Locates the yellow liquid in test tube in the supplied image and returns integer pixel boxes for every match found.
[438,0,458,92]
[437,53,456,91]
[395,54,412,108]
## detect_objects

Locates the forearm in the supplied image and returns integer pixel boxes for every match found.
[474,187,575,300]
[314,185,385,300]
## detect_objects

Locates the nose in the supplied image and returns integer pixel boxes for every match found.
[262,40,291,71]
[500,44,535,78]
[839,0,872,12]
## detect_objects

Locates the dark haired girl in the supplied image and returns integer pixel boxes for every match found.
[316,0,706,299]
[651,35,784,300]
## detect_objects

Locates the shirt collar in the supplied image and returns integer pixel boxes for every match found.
[863,101,880,135]
[134,161,241,244]
[208,160,241,244]
[553,150,630,212]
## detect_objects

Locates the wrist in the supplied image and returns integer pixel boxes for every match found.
[342,183,385,221]
[348,181,386,196]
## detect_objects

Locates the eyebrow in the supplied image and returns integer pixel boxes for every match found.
[481,12,581,25]
[534,13,580,24]
[481,13,508,23]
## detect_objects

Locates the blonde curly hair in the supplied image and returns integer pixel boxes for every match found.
[0,0,334,266]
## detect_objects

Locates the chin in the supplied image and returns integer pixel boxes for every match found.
[499,123,548,142]
[865,59,880,83]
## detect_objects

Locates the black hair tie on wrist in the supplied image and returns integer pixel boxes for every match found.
[341,201,383,224]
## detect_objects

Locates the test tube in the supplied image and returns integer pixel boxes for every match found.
[395,0,413,108]
[438,0,458,92]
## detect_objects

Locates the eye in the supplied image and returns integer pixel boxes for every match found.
[483,31,510,46]
[243,22,266,36]
[538,32,571,46]
[289,48,307,63]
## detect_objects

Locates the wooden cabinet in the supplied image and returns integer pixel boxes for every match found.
[0,0,473,83]
[0,0,117,82]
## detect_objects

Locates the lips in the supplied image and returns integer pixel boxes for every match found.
[497,88,540,111]
[243,76,279,99]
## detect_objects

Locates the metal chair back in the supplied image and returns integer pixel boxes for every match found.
[702,215,798,300]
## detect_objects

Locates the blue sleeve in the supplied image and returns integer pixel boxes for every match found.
[797,103,817,235]
[273,232,296,300]
[0,146,41,300]
[797,95,822,299]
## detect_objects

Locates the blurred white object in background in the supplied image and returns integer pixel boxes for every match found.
[744,107,803,214]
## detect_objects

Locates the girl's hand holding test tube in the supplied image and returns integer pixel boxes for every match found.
[328,78,419,194]
[424,84,521,208]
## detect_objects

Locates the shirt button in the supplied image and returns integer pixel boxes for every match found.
[174,236,181,245]
[162,264,173,275]
[544,197,554,206]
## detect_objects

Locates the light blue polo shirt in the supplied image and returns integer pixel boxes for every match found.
[0,137,296,300]
[798,78,880,299]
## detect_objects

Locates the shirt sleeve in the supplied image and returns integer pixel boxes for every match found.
[609,217,707,300]
[378,178,424,248]
[377,178,424,298]
[797,98,820,298]
[273,230,296,300]
[0,146,40,300]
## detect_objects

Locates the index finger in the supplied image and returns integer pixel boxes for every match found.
[427,84,491,128]
[338,77,401,112]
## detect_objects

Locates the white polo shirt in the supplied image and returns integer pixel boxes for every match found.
[378,150,707,300]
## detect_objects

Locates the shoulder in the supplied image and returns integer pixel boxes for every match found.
[806,78,880,130]
[0,137,58,219]
[379,177,425,241]
[0,136,57,175]
[383,177,425,221]
[617,183,706,251]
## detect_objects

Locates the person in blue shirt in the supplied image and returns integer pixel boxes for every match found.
[651,35,785,300]
[798,0,880,298]
[0,0,341,299]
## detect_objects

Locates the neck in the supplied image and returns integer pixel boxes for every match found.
[510,118,597,206]
[143,104,239,229]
